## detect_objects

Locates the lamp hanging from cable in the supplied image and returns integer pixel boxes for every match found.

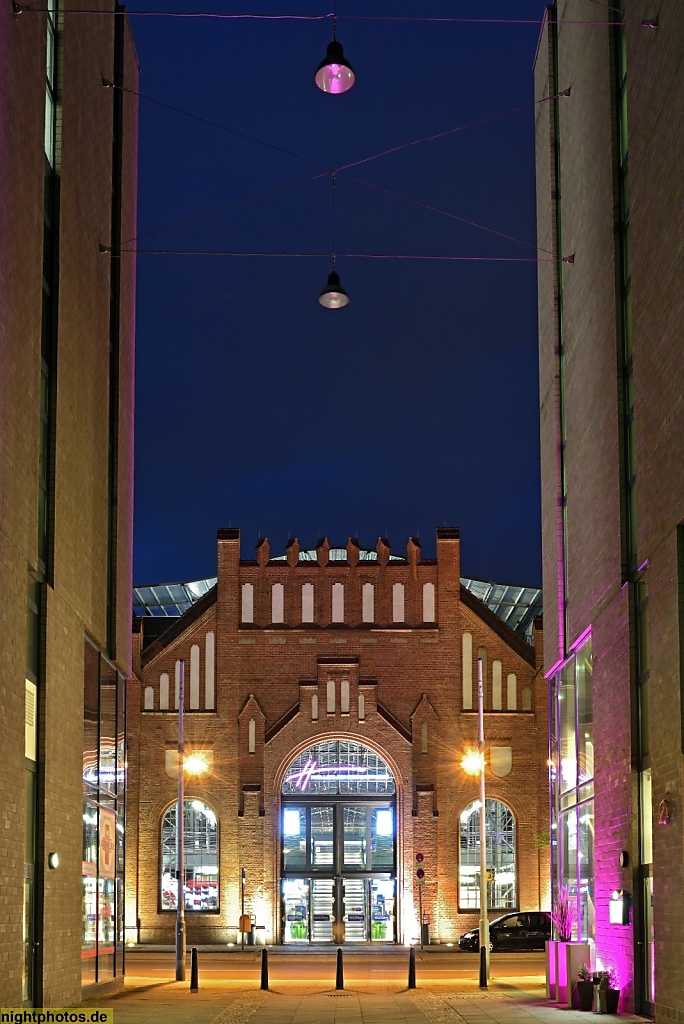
[315,9,355,94]
[319,171,349,308]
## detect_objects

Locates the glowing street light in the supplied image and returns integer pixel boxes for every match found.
[183,753,209,776]
[461,659,490,988]
[314,36,355,94]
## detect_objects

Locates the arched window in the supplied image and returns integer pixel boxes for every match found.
[327,680,336,714]
[302,583,314,623]
[459,798,515,910]
[421,720,428,753]
[144,686,154,710]
[248,718,256,753]
[462,632,473,710]
[272,583,284,623]
[311,693,319,721]
[422,582,435,622]
[190,644,200,709]
[358,694,365,721]
[282,740,395,796]
[332,583,344,623]
[492,660,502,710]
[507,673,517,710]
[341,679,350,714]
[522,686,532,711]
[241,583,254,623]
[159,672,169,710]
[362,583,374,623]
[160,800,219,912]
[392,583,405,622]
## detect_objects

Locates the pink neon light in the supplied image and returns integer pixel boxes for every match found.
[285,759,369,791]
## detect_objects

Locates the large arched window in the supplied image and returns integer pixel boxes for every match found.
[282,740,395,796]
[160,800,219,912]
[459,798,516,910]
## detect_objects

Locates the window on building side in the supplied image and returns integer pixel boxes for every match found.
[362,582,374,623]
[392,583,405,622]
[190,645,200,710]
[522,686,532,711]
[462,633,473,710]
[332,583,344,623]
[421,720,428,753]
[144,686,154,710]
[302,583,314,623]
[459,798,515,910]
[477,648,488,709]
[327,680,336,714]
[423,582,435,622]
[341,679,350,714]
[159,673,169,710]
[248,718,256,753]
[160,800,218,912]
[507,673,517,710]
[205,632,215,710]
[241,583,254,623]
[312,693,318,721]
[492,660,502,710]
[358,694,365,721]
[272,583,284,623]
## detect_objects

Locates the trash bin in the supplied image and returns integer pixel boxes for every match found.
[421,922,430,946]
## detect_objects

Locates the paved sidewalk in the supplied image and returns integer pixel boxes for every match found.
[83,973,646,1024]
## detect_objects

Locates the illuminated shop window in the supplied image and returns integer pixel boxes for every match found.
[160,800,219,912]
[459,798,516,910]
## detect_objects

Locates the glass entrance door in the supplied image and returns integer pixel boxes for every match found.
[282,877,395,943]
[311,879,334,943]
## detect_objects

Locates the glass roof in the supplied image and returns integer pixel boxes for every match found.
[133,563,541,639]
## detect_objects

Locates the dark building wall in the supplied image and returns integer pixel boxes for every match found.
[535,2,684,1018]
[0,0,137,1005]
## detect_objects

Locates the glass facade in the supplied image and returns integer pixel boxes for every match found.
[82,640,126,987]
[549,636,594,941]
[459,798,516,910]
[160,800,219,912]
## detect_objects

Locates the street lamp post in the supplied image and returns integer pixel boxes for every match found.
[175,659,186,982]
[476,657,490,984]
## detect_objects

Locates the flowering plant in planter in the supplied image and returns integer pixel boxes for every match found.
[551,885,577,941]
[577,963,595,1011]
[594,968,620,1013]
[578,962,592,981]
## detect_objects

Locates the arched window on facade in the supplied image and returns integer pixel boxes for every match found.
[362,582,374,623]
[302,583,314,623]
[159,672,169,710]
[422,582,435,622]
[248,718,256,753]
[241,583,254,623]
[160,800,219,912]
[392,583,405,623]
[341,679,350,714]
[459,798,516,910]
[332,583,344,623]
[272,583,284,623]
[144,686,154,710]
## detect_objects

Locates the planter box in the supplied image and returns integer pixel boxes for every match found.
[545,941,590,1004]
[577,980,594,1011]
[599,988,620,1014]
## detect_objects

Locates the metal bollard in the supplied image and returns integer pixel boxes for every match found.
[408,945,416,989]
[260,947,269,991]
[336,947,344,990]
[479,946,487,990]
[190,946,199,992]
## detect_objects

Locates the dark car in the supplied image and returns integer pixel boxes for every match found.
[458,911,551,952]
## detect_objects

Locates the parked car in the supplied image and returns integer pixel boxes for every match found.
[458,911,551,952]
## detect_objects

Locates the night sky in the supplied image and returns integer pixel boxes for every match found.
[131,1,548,587]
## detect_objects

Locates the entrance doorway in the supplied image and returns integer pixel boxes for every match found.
[282,877,396,944]
[280,740,397,944]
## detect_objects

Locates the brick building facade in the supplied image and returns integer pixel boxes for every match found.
[0,0,137,1005]
[535,2,684,1018]
[127,528,548,947]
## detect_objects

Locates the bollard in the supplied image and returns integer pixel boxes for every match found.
[408,945,416,989]
[479,946,487,990]
[190,946,199,992]
[336,947,344,990]
[260,947,269,991]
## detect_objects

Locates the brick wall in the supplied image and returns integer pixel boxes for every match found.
[128,528,548,946]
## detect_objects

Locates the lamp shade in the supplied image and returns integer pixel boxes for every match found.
[315,40,355,94]
[319,270,349,309]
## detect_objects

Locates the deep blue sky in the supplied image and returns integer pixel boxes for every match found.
[131,1,548,586]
